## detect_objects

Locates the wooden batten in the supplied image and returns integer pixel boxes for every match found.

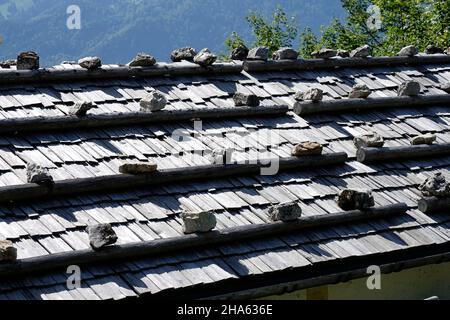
[0,62,243,85]
[0,153,348,203]
[418,197,450,214]
[244,55,450,73]
[0,105,289,135]
[357,144,450,163]
[0,203,408,278]
[294,95,450,116]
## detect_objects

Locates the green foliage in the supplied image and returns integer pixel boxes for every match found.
[225,32,246,51]
[304,0,450,57]
[225,7,298,55]
[299,27,319,58]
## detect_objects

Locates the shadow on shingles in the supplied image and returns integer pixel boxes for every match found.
[379,232,408,247]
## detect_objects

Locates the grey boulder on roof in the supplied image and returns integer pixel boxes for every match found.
[230,44,249,61]
[78,56,102,70]
[182,211,217,234]
[0,240,17,262]
[295,87,323,101]
[26,163,53,184]
[351,45,371,58]
[349,84,371,98]
[128,53,157,67]
[69,101,96,117]
[398,45,418,57]
[16,51,39,70]
[233,92,260,107]
[273,47,299,60]
[140,91,167,112]
[354,132,384,148]
[419,173,450,197]
[193,48,217,67]
[171,47,197,62]
[398,81,421,96]
[312,48,338,59]
[426,45,444,55]
[268,202,302,222]
[338,189,375,211]
[88,224,118,251]
[247,47,269,61]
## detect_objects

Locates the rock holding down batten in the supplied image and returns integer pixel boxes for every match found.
[441,83,450,93]
[268,202,302,222]
[397,45,418,57]
[17,51,39,70]
[182,211,217,234]
[88,224,118,250]
[419,173,450,197]
[0,240,17,262]
[140,91,167,112]
[78,56,102,70]
[337,189,375,211]
[119,161,158,174]
[230,44,249,61]
[291,142,323,157]
[273,47,298,60]
[193,48,217,67]
[350,45,371,58]
[69,101,95,117]
[233,92,260,107]
[171,47,197,62]
[128,53,156,67]
[247,47,269,61]
[353,132,384,148]
[26,163,53,184]
[426,45,444,55]
[349,84,371,99]
[411,133,436,146]
[295,88,323,102]
[398,81,421,96]
[311,49,337,59]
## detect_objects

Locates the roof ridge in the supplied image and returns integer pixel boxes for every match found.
[0,61,243,85]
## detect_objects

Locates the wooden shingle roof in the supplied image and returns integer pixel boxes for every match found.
[1,55,450,300]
